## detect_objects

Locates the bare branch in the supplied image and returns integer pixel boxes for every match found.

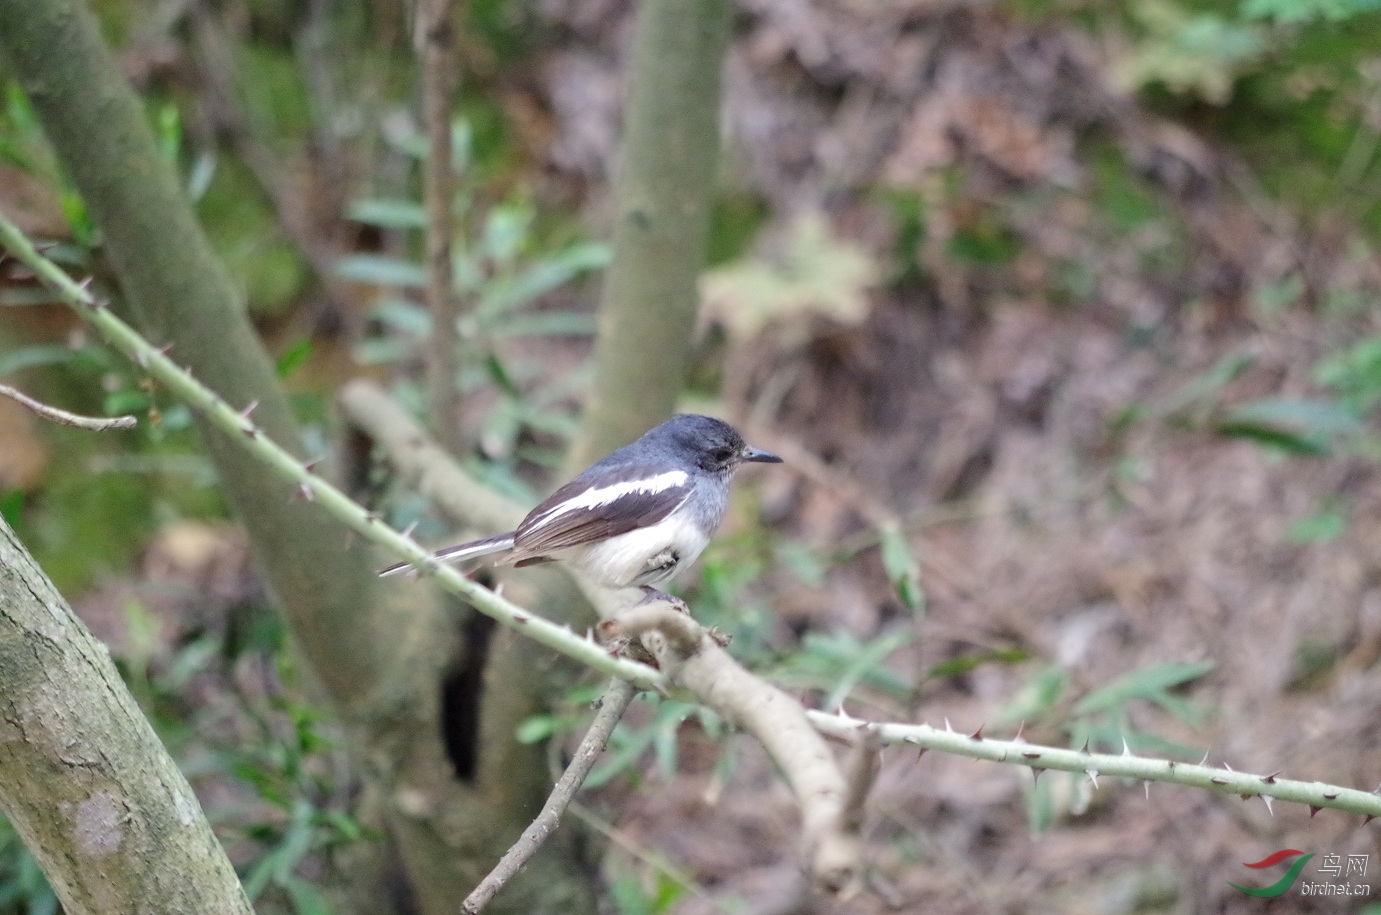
[462,679,637,914]
[0,383,137,431]
[618,608,863,898]
[338,378,521,535]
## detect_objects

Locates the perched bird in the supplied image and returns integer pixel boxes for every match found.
[379,414,782,604]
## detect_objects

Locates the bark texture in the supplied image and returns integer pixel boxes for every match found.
[569,0,733,469]
[0,517,254,915]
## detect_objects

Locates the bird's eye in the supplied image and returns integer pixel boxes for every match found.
[713,447,735,464]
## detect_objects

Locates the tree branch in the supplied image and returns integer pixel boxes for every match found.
[0,213,667,694]
[0,383,137,431]
[807,711,1381,821]
[462,679,637,914]
[603,607,863,897]
[338,378,522,535]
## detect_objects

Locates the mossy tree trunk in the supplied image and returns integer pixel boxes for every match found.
[0,515,254,915]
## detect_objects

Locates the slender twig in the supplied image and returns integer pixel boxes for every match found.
[415,0,465,455]
[462,679,637,914]
[838,726,882,833]
[0,384,137,431]
[0,213,666,692]
[807,711,1381,820]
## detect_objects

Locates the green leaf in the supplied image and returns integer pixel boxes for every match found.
[1074,660,1215,717]
[995,662,1066,725]
[880,527,924,613]
[275,338,312,379]
[281,875,332,915]
[515,714,561,744]
[336,254,427,288]
[348,198,427,230]
[822,629,916,711]
[1315,336,1381,411]
[1287,503,1346,542]
[486,312,597,338]
[481,242,611,315]
[1215,397,1361,455]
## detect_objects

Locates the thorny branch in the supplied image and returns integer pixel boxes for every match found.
[462,679,637,914]
[0,383,137,431]
[808,711,1381,821]
[0,212,664,691]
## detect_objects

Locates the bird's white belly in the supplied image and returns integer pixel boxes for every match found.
[567,510,707,589]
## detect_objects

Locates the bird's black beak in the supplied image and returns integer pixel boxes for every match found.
[742,445,783,464]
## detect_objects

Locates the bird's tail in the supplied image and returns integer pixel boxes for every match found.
[378,533,516,578]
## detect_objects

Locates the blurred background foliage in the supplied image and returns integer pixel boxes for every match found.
[4,0,1381,911]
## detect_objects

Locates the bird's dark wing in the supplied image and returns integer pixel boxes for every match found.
[509,463,693,559]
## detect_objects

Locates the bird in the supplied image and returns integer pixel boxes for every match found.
[379,414,783,606]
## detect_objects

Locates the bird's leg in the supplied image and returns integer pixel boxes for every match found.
[639,585,690,615]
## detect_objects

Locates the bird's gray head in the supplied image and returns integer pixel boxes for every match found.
[647,414,783,474]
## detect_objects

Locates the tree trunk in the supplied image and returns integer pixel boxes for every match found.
[0,516,254,915]
[569,0,734,468]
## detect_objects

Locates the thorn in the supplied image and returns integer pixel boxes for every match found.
[1198,749,1211,766]
[1122,738,1132,757]
[1086,769,1099,789]
[1144,781,1150,800]
[295,482,314,501]
[1013,722,1026,742]
[76,276,93,293]
[1031,767,1044,783]
[365,511,381,523]
[1022,751,1042,760]
[238,400,259,421]
[135,350,149,369]
[303,456,324,473]
[1366,815,1376,826]
[1310,805,1321,818]
[969,724,985,741]
[1168,760,1177,771]
[157,343,174,356]
[512,613,529,625]
[915,747,927,761]
[493,582,505,600]
[1211,777,1227,785]
[1262,771,1280,784]
[1261,795,1274,816]
[1324,792,1338,801]
[1223,762,1234,772]
[1080,739,1091,755]
[944,718,954,733]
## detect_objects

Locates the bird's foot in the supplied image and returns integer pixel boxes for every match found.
[639,586,690,615]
